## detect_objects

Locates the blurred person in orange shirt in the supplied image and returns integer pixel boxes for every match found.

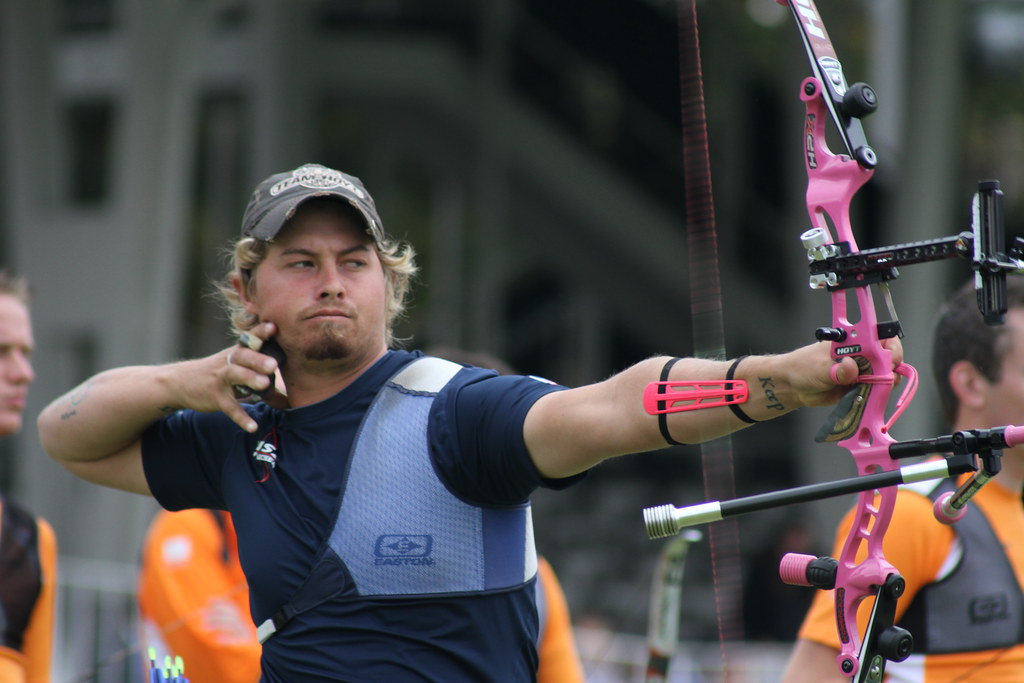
[0,270,57,683]
[138,509,258,682]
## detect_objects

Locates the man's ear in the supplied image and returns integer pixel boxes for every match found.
[233,273,259,316]
[948,359,988,410]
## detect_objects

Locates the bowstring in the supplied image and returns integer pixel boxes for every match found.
[676,0,746,676]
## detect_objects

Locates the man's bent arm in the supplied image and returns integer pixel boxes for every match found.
[38,340,274,495]
[38,366,180,495]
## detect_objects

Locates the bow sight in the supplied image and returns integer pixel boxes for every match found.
[804,180,1024,329]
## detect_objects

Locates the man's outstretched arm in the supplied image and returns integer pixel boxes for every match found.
[523,338,902,479]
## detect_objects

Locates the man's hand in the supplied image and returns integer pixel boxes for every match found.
[175,322,286,433]
[786,337,904,409]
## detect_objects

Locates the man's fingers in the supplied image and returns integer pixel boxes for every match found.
[237,322,277,350]
[225,346,278,378]
[238,331,264,352]
[216,345,272,410]
[226,365,272,402]
[210,326,281,425]
[221,399,258,433]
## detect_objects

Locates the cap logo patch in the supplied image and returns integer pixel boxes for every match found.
[269,164,365,199]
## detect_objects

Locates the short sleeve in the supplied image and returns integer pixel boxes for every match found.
[142,408,259,511]
[430,371,582,505]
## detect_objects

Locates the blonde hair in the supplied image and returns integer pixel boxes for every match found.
[214,203,417,347]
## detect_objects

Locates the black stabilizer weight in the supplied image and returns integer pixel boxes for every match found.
[806,557,839,590]
[883,574,906,600]
[878,626,914,662]
[842,83,878,118]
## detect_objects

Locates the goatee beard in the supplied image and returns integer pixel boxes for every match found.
[303,323,351,361]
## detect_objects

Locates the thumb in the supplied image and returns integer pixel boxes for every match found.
[832,357,859,385]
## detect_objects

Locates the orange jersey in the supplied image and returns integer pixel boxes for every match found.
[798,476,1024,682]
[536,556,585,683]
[137,509,261,683]
[0,504,57,683]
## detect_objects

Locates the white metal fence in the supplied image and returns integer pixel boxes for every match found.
[55,556,142,683]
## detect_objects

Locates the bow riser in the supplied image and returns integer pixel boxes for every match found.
[800,65,908,681]
[833,486,900,673]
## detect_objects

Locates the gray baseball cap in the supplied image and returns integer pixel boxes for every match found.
[240,163,385,243]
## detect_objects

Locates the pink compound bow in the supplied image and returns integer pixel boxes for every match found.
[643,1,1024,680]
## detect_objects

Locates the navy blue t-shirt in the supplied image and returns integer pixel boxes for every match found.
[141,350,577,682]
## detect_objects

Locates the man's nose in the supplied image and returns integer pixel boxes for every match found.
[3,350,34,384]
[318,266,347,298]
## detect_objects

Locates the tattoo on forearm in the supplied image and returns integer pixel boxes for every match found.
[69,380,92,406]
[760,376,786,412]
[60,380,94,420]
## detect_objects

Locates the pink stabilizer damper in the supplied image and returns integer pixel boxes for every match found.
[933,491,967,525]
[1003,425,1024,447]
[778,553,815,586]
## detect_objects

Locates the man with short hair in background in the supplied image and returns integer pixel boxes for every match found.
[0,270,57,683]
